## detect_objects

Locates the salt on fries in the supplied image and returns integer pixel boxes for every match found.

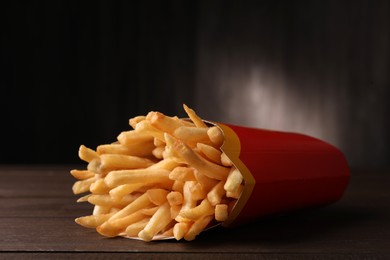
[71,105,244,241]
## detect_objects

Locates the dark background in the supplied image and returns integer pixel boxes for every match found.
[1,0,389,168]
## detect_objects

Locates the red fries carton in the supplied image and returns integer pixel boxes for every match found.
[214,123,350,227]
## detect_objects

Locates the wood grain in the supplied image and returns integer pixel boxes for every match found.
[0,166,389,258]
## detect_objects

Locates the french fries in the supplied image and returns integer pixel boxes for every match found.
[71,104,244,241]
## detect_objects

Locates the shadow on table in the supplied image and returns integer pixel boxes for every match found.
[177,203,379,248]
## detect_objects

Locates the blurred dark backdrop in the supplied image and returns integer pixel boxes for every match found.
[1,0,389,168]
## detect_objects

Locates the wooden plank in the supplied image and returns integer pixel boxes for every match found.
[0,198,92,218]
[0,167,389,257]
[2,252,389,260]
[0,166,80,198]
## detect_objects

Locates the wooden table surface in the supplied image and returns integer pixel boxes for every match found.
[0,165,389,259]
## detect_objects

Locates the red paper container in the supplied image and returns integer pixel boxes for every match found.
[213,123,350,227]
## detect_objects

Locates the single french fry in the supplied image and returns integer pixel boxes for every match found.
[109,183,145,202]
[175,181,197,223]
[109,193,153,222]
[173,126,210,146]
[93,205,111,215]
[184,215,214,241]
[76,194,91,203]
[169,167,197,182]
[224,167,243,193]
[104,168,172,188]
[152,146,165,159]
[146,189,169,205]
[97,210,147,238]
[173,222,191,241]
[207,180,226,206]
[138,202,172,241]
[88,194,117,207]
[135,120,165,143]
[75,213,114,229]
[154,137,165,147]
[97,142,155,158]
[167,191,183,206]
[149,111,185,134]
[125,218,150,237]
[215,204,228,222]
[193,170,219,192]
[196,143,222,164]
[72,177,96,194]
[226,184,243,199]
[70,169,95,180]
[170,205,181,219]
[129,116,146,129]
[171,137,229,181]
[147,158,180,171]
[79,145,99,163]
[140,206,159,216]
[172,180,184,193]
[183,104,208,128]
[90,178,110,194]
[190,182,207,201]
[221,152,233,167]
[87,158,101,174]
[207,126,224,147]
[179,198,214,220]
[100,154,154,171]
[117,130,153,146]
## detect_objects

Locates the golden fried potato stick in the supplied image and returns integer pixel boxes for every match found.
[72,177,96,194]
[147,158,180,171]
[78,145,99,163]
[70,169,95,180]
[93,205,111,215]
[117,130,153,146]
[149,111,185,134]
[108,210,146,234]
[75,213,114,229]
[169,167,197,182]
[104,168,172,188]
[179,198,214,220]
[138,202,172,241]
[166,191,183,206]
[135,120,165,143]
[196,143,222,164]
[207,180,226,206]
[173,222,191,240]
[170,137,230,181]
[175,181,197,223]
[146,188,169,206]
[207,126,225,147]
[173,126,210,146]
[125,218,150,237]
[90,179,110,194]
[129,115,146,129]
[109,193,153,222]
[224,167,244,193]
[184,215,214,241]
[97,142,155,158]
[109,183,145,202]
[183,104,208,128]
[100,154,154,171]
[226,184,243,199]
[221,152,233,167]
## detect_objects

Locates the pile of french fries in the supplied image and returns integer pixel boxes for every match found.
[71,105,244,241]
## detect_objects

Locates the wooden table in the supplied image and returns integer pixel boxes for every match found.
[0,165,389,259]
